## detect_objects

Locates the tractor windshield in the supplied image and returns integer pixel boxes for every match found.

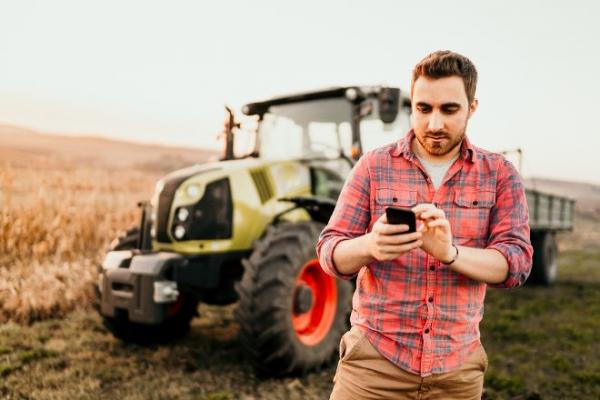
[257,98,353,160]
[255,97,410,160]
[359,98,411,152]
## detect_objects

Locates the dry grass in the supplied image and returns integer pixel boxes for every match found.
[0,125,215,324]
[0,159,160,324]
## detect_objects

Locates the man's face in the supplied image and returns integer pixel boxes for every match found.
[411,75,477,158]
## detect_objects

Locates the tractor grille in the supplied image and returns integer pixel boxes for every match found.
[250,168,274,204]
[154,167,221,243]
[187,178,233,240]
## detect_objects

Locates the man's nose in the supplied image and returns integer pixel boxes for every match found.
[427,112,444,132]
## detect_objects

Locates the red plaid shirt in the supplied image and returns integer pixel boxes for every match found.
[317,130,533,376]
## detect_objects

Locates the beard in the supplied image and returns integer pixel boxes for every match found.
[415,123,467,157]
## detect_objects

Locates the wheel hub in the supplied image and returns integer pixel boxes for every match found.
[293,284,314,314]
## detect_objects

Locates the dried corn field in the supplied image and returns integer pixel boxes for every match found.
[0,127,215,324]
[0,161,159,323]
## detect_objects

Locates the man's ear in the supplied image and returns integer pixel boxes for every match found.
[468,98,479,118]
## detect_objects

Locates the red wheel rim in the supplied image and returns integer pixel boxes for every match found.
[291,258,337,346]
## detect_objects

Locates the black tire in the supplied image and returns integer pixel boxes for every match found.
[101,295,199,344]
[100,227,198,343]
[235,221,353,377]
[529,232,558,285]
[109,226,140,251]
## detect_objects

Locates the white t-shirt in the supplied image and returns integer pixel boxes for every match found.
[416,154,459,190]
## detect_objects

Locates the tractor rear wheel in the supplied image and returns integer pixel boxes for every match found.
[235,221,353,376]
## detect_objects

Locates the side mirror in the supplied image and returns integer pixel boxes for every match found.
[378,88,400,124]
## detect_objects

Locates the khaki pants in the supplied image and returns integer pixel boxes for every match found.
[330,326,488,400]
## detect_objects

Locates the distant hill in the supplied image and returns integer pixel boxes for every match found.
[2,122,598,216]
[0,124,218,173]
[524,177,600,251]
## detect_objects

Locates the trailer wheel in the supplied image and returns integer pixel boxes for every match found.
[529,232,558,285]
[235,221,353,377]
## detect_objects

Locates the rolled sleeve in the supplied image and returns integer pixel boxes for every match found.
[316,154,372,280]
[486,159,533,288]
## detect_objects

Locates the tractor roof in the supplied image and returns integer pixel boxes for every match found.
[242,86,409,116]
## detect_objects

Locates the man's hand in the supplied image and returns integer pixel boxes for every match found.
[412,204,455,263]
[366,213,423,261]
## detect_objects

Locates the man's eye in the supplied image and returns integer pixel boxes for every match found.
[417,106,431,113]
[442,107,459,114]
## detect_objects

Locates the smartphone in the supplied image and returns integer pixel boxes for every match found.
[385,206,417,233]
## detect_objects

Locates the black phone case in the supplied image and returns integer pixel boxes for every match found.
[385,206,417,233]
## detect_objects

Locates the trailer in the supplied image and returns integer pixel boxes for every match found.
[526,188,575,284]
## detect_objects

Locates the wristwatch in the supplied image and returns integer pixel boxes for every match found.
[442,244,459,265]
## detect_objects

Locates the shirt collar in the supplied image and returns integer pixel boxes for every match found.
[390,129,475,163]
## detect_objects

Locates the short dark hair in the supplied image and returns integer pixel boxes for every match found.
[411,50,478,104]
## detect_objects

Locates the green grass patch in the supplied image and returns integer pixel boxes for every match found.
[0,363,19,377]
[19,348,58,365]
[481,249,600,399]
[201,391,234,400]
[0,249,598,399]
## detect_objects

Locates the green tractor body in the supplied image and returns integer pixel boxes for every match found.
[97,86,411,375]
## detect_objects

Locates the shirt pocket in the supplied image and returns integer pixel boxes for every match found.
[374,187,417,212]
[451,189,496,242]
[372,188,418,230]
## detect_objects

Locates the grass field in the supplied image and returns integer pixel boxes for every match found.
[1,128,599,399]
[0,250,598,400]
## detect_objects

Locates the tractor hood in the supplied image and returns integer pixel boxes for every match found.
[151,157,313,249]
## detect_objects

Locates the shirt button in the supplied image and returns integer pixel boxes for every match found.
[429,265,435,271]
[428,296,434,303]
[472,200,479,206]
[424,328,430,334]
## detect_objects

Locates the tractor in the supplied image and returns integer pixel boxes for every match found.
[97,86,412,376]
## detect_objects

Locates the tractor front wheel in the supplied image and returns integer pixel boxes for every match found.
[99,227,198,343]
[101,295,199,344]
[235,221,353,376]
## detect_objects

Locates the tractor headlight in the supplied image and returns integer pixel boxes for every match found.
[186,184,202,199]
[176,207,189,222]
[173,225,186,240]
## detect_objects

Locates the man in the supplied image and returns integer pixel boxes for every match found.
[317,50,533,400]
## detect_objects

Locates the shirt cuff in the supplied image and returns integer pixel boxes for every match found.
[319,237,359,280]
[486,243,529,289]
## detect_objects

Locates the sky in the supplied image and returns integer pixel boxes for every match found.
[0,0,599,183]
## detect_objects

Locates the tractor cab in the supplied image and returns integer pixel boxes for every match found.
[220,86,410,200]
[226,86,411,160]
